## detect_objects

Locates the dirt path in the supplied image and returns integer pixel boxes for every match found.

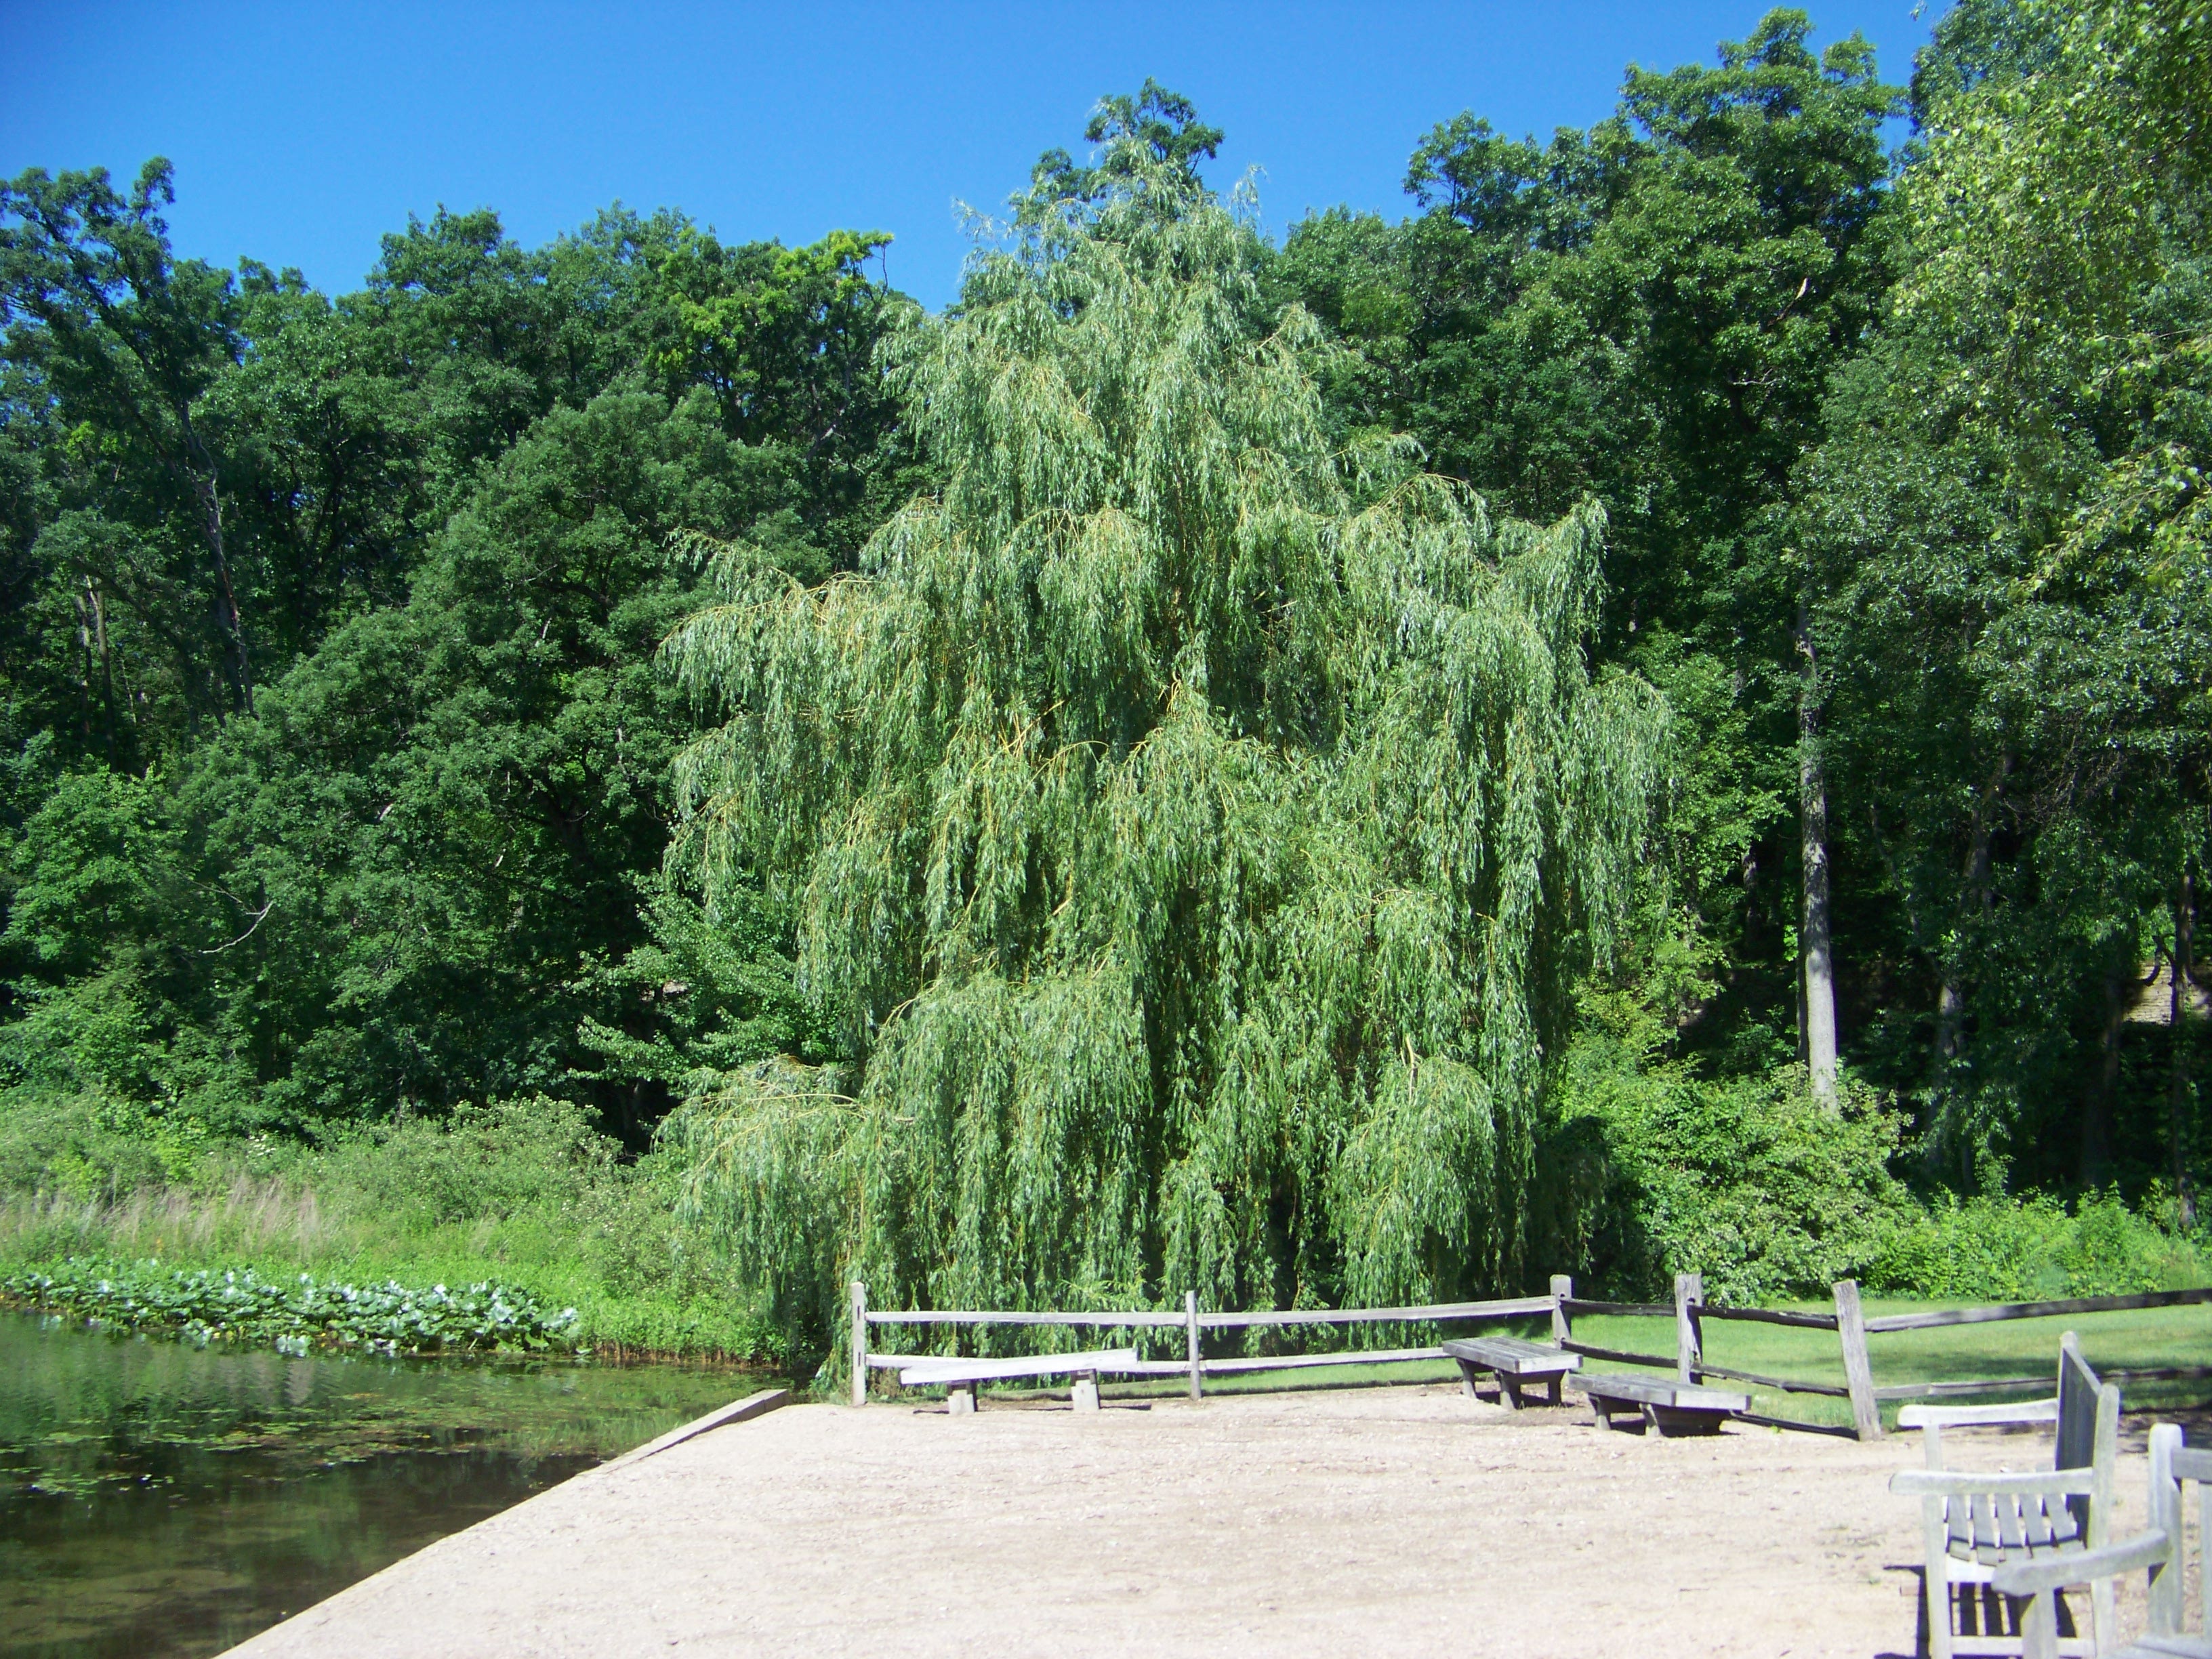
[223,1382,2163,1659]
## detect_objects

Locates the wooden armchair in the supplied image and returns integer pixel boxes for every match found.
[1990,1422,2212,1659]
[1889,1334,2120,1658]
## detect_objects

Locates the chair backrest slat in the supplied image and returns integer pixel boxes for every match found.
[2054,1333,2105,1534]
[2055,1332,2101,1470]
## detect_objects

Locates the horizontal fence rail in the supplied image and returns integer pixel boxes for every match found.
[846,1273,2212,1440]
[864,1309,1189,1329]
[1699,1305,1839,1331]
[1862,1286,2212,1334]
[862,1296,1555,1332]
[1196,1296,1554,1329]
[1692,1360,1850,1398]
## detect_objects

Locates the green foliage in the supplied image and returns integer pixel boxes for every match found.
[1,1257,580,1355]
[0,157,910,1134]
[661,128,1664,1332]
[0,1090,784,1360]
[1269,11,1904,1072]
[1869,1191,2207,1303]
[1555,1010,2209,1302]
[1792,0,2212,1183]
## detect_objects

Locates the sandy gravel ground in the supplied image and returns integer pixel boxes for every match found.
[222,1382,2171,1659]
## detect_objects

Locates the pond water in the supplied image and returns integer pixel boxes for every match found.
[0,1311,781,1659]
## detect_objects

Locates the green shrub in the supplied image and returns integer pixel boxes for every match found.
[1868,1191,2205,1300]
[0,1091,173,1198]
[314,1096,614,1228]
[1552,1030,2210,1303]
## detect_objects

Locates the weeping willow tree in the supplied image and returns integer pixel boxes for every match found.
[660,130,1664,1333]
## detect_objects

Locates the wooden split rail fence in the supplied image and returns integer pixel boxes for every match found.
[851,1276,2212,1441]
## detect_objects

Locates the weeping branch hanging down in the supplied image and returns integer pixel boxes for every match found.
[658,138,1666,1334]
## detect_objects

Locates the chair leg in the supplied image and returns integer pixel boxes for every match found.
[2089,1578,2113,1655]
[1924,1501,1952,1659]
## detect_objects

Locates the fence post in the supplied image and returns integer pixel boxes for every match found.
[1833,1278,1883,1441]
[1185,1290,1202,1401]
[1675,1272,1703,1382]
[1550,1274,1573,1346]
[850,1279,867,1408]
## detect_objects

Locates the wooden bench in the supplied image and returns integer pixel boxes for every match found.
[1441,1335,1580,1409]
[898,1348,1140,1414]
[1891,1335,2119,1659]
[1578,1372,1750,1436]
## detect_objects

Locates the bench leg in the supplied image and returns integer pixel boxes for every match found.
[1072,1374,1100,1413]
[1547,1375,1563,1407]
[1454,1359,1481,1398]
[1923,1502,1952,1659]
[947,1383,976,1415]
[1649,1406,1725,1437]
[1500,1374,1524,1411]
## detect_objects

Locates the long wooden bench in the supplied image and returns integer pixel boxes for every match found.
[898,1348,1140,1414]
[1441,1335,1580,1409]
[1578,1372,1750,1436]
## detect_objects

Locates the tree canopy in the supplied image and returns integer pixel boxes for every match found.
[661,145,1662,1321]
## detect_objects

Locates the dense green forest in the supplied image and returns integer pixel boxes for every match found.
[4,0,2210,1356]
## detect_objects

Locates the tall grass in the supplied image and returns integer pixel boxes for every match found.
[0,1178,355,1265]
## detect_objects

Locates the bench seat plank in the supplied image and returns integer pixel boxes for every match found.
[1578,1373,1750,1411]
[897,1347,1140,1387]
[1579,1372,1749,1435]
[1442,1336,1580,1410]
[1441,1336,1580,1375]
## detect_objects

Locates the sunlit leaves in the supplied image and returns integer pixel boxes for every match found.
[663,144,1664,1326]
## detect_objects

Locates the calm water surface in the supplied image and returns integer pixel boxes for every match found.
[0,1311,775,1658]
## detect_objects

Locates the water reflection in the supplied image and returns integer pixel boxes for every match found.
[0,1310,776,1658]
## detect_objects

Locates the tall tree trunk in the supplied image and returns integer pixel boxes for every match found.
[173,409,252,715]
[1936,759,2006,1065]
[85,576,119,769]
[2172,869,2196,1229]
[1799,605,1839,1112]
[189,466,251,715]
[2084,964,2128,1189]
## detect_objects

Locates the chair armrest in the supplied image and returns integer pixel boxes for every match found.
[1988,1530,2172,1598]
[1898,1399,2059,1430]
[1890,1468,2095,1499]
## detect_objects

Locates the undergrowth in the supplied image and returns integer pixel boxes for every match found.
[0,1092,790,1364]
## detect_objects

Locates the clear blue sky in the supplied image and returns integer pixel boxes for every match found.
[3,1,1942,312]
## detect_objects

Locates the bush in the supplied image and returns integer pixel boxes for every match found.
[1551,1032,2210,1303]
[0,1090,174,1198]
[1868,1190,2205,1300]
[314,1096,614,1228]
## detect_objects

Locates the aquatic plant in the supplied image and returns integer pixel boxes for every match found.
[1,1257,581,1354]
